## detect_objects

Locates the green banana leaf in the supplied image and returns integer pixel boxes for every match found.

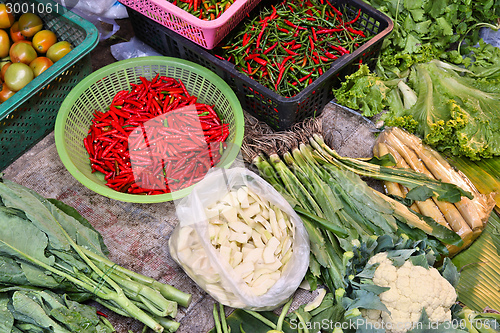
[453,211,500,312]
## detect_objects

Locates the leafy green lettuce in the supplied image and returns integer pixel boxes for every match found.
[333,65,390,117]
[384,60,500,160]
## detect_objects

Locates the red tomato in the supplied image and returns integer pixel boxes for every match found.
[29,57,53,77]
[18,13,43,38]
[0,83,15,102]
[0,29,10,58]
[1,61,11,82]
[0,4,14,29]
[32,30,57,54]
[10,22,27,43]
[10,42,37,65]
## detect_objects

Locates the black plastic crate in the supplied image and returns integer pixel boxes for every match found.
[126,0,393,130]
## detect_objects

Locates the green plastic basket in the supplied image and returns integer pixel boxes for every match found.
[55,56,245,203]
[0,0,99,171]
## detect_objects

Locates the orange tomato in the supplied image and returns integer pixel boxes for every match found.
[10,42,37,65]
[29,56,53,77]
[32,30,57,54]
[0,84,15,103]
[0,29,10,58]
[0,4,14,29]
[10,22,26,43]
[1,61,11,82]
[18,13,43,38]
[46,41,72,63]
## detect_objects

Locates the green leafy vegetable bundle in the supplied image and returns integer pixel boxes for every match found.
[0,288,115,333]
[363,0,500,75]
[383,59,500,160]
[0,177,191,333]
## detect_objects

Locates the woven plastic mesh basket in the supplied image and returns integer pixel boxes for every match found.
[55,57,244,203]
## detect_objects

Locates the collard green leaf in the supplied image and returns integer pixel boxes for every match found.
[11,291,70,332]
[0,210,54,267]
[51,250,90,273]
[359,283,390,295]
[0,181,70,251]
[407,308,468,332]
[418,214,464,247]
[207,309,297,333]
[0,257,30,286]
[51,294,100,332]
[20,262,59,288]
[0,293,14,332]
[14,323,46,332]
[48,199,109,255]
[367,153,397,167]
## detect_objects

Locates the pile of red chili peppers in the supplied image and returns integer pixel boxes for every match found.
[214,0,371,98]
[84,74,229,195]
[168,0,235,21]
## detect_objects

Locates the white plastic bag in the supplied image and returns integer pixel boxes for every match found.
[480,27,500,48]
[169,167,310,310]
[110,37,162,61]
[57,0,128,19]
[55,0,128,40]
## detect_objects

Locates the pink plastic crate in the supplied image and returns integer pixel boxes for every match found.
[119,0,261,49]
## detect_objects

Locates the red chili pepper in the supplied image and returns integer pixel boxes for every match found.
[347,26,366,37]
[309,36,315,51]
[345,8,361,25]
[269,5,278,19]
[284,19,306,30]
[242,33,250,46]
[284,48,299,56]
[253,57,268,66]
[324,51,338,59]
[330,44,350,55]
[316,28,344,34]
[328,3,343,18]
[311,27,318,42]
[256,20,268,48]
[298,70,313,83]
[276,25,289,34]
[263,41,279,55]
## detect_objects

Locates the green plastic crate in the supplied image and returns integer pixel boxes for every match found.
[0,0,99,171]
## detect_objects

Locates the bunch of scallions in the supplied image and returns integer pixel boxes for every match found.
[241,116,473,292]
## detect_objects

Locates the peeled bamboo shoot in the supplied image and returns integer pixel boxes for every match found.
[379,134,451,230]
[375,142,420,214]
[389,127,495,233]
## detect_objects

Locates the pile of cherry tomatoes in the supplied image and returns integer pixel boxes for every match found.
[0,4,72,103]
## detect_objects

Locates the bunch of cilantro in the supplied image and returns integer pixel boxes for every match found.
[365,0,500,76]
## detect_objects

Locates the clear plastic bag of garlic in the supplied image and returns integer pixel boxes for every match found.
[169,167,310,310]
